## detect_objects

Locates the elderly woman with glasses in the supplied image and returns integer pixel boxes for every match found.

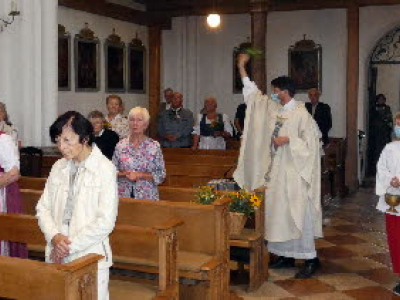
[113,107,166,200]
[36,111,119,300]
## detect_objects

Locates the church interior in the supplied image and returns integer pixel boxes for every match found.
[2,0,400,299]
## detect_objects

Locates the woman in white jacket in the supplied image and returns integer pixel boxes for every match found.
[36,111,119,300]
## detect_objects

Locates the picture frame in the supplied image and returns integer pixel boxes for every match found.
[74,23,100,92]
[288,36,322,93]
[105,29,126,93]
[127,36,146,94]
[233,42,252,94]
[58,24,71,91]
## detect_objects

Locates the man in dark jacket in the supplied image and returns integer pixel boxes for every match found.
[305,88,332,146]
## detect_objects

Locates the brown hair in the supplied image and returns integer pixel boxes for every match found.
[87,110,104,120]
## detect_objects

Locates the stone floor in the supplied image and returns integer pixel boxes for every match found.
[232,187,400,299]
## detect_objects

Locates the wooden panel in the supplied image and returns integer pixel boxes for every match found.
[346,4,359,193]
[119,199,216,255]
[148,25,162,138]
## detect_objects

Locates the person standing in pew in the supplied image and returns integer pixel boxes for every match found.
[0,131,28,258]
[192,97,233,150]
[157,92,194,148]
[36,111,119,300]
[234,53,322,279]
[88,110,119,160]
[113,107,166,200]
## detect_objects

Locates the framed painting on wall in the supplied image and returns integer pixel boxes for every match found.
[288,36,322,93]
[74,23,100,92]
[128,36,146,94]
[105,29,125,93]
[58,24,71,91]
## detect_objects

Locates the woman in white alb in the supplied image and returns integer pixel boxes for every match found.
[192,96,233,150]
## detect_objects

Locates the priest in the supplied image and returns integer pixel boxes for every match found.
[233,53,323,279]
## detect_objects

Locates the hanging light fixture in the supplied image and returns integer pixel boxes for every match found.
[207,0,220,28]
[207,14,221,28]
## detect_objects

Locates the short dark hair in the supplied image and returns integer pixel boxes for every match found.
[50,111,94,145]
[375,94,386,102]
[271,76,296,98]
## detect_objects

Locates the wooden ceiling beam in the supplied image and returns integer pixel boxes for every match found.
[58,0,171,28]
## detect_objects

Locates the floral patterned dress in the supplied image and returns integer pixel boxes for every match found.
[112,137,166,200]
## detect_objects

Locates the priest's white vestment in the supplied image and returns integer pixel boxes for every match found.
[234,78,322,257]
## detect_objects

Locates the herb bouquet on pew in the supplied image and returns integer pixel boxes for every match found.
[195,186,263,235]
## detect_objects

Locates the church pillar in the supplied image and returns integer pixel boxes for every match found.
[250,0,269,93]
[346,3,359,192]
[148,25,162,138]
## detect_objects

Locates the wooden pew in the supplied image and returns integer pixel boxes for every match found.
[33,148,240,185]
[19,188,232,300]
[0,212,181,300]
[18,176,46,190]
[0,213,102,300]
[21,186,266,292]
[159,186,268,291]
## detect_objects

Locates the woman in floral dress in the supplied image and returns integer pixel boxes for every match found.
[113,107,166,200]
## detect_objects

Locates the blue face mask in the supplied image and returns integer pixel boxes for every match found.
[271,93,280,103]
[395,126,400,138]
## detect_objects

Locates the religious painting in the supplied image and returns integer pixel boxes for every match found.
[58,24,71,91]
[105,29,125,93]
[128,36,146,93]
[233,42,253,94]
[74,23,100,92]
[288,36,322,93]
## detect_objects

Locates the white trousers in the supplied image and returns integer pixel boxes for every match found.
[98,268,110,300]
[267,202,317,260]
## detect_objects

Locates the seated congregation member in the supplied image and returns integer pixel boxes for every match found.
[376,112,400,295]
[105,94,129,139]
[88,110,119,160]
[113,107,166,200]
[159,88,174,113]
[0,132,27,258]
[157,92,194,148]
[305,88,332,146]
[0,102,20,147]
[192,97,233,150]
[36,111,118,300]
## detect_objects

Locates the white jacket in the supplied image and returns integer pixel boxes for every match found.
[36,146,118,269]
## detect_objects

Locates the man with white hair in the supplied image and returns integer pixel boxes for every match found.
[157,92,194,148]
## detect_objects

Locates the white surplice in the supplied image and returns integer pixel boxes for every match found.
[233,77,322,259]
[376,141,400,215]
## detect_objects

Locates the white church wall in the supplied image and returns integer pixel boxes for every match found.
[266,9,347,138]
[58,6,148,118]
[162,15,251,124]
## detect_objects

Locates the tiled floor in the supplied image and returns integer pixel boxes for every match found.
[232,188,400,299]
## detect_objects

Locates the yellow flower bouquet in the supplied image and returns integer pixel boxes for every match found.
[194,186,262,217]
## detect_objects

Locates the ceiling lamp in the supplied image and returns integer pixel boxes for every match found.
[207,13,221,28]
